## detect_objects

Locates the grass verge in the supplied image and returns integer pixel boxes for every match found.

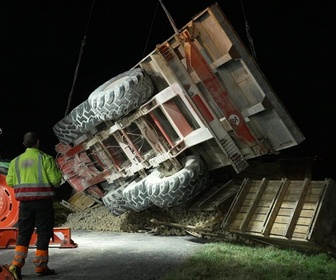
[161,242,336,280]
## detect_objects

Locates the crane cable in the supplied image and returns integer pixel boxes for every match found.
[159,0,179,34]
[142,0,177,58]
[142,1,159,58]
[240,0,258,62]
[64,0,95,117]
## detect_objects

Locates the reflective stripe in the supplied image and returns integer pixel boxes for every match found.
[12,245,28,268]
[35,256,48,261]
[14,251,28,258]
[14,184,55,200]
[34,249,49,270]
[15,157,21,184]
[16,154,43,183]
[38,153,42,183]
[15,191,55,198]
[15,183,53,187]
[13,152,55,201]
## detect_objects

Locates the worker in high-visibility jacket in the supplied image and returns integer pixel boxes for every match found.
[6,131,62,280]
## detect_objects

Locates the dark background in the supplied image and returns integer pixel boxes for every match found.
[1,1,335,176]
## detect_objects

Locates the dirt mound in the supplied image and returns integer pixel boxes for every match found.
[60,205,242,242]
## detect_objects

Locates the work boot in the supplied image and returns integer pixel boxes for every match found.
[35,267,55,277]
[9,265,22,280]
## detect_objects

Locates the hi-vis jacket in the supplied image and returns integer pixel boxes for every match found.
[6,148,62,201]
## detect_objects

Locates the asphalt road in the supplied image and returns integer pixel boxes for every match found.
[0,230,208,280]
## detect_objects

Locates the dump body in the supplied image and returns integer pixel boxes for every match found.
[53,4,304,214]
[132,3,304,173]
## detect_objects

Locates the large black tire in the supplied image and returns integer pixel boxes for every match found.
[53,68,154,144]
[88,68,154,122]
[53,115,84,144]
[53,100,101,144]
[102,184,133,217]
[68,100,101,133]
[146,155,208,208]
[122,177,152,212]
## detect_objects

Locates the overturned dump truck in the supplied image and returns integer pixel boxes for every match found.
[53,3,305,216]
[41,2,336,255]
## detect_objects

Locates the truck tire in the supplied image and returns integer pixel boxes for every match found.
[102,184,133,216]
[53,115,84,144]
[146,155,208,208]
[53,68,153,144]
[68,100,101,133]
[122,177,152,212]
[88,68,154,122]
[53,100,101,144]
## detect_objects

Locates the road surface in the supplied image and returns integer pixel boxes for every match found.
[0,230,208,280]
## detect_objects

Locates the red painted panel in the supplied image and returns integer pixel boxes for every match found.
[192,94,214,123]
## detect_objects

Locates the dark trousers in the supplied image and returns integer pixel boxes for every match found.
[17,198,54,250]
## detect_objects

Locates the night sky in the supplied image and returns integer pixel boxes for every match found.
[1,1,335,165]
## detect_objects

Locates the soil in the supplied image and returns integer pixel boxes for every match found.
[56,202,241,242]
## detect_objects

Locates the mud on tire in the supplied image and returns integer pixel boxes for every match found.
[53,68,154,144]
[102,184,133,217]
[68,100,101,133]
[146,155,208,208]
[122,177,152,212]
[53,114,84,144]
[88,68,154,122]
[53,100,101,144]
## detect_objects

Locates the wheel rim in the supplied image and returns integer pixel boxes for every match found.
[0,174,19,227]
